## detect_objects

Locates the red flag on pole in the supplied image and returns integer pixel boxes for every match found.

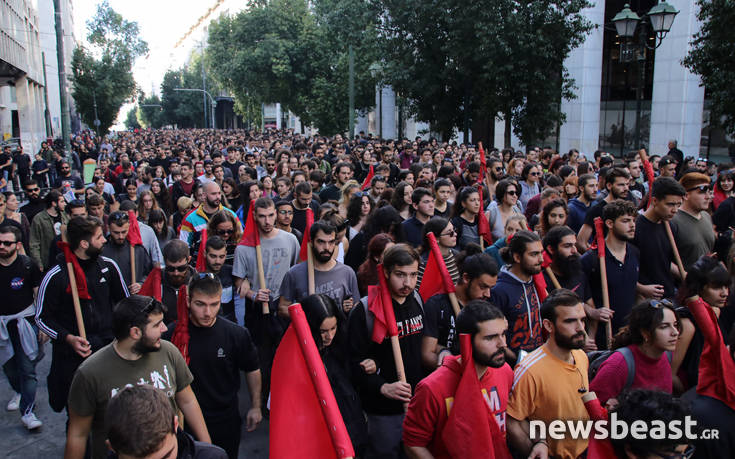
[367,264,398,343]
[57,241,91,300]
[533,272,548,303]
[593,217,606,259]
[541,250,553,269]
[478,142,487,183]
[477,187,493,246]
[195,229,208,272]
[418,232,456,302]
[238,205,260,247]
[442,334,511,459]
[139,265,162,301]
[270,303,355,459]
[127,210,143,246]
[361,164,374,191]
[171,285,190,364]
[299,208,314,262]
[643,159,655,209]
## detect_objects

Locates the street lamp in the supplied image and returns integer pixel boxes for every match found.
[611,1,678,149]
[369,62,383,139]
[174,88,217,129]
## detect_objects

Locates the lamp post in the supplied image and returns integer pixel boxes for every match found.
[369,62,383,139]
[174,88,217,129]
[612,2,678,150]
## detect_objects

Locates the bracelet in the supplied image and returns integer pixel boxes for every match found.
[533,439,548,447]
[251,291,257,301]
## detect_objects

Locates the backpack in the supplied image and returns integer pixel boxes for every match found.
[588,346,672,391]
[359,291,424,340]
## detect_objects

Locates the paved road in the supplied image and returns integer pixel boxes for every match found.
[0,342,269,458]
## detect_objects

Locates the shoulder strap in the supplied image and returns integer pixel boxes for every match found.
[412,290,424,312]
[618,346,636,390]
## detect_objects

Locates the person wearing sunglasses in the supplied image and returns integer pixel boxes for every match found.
[19,179,44,222]
[160,240,196,324]
[487,178,523,241]
[519,163,542,211]
[671,173,714,272]
[102,212,153,295]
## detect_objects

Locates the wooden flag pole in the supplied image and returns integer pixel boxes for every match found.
[256,244,269,314]
[448,292,461,318]
[130,245,136,285]
[594,217,613,349]
[307,242,315,295]
[665,221,686,280]
[389,334,408,412]
[544,267,562,290]
[62,229,86,340]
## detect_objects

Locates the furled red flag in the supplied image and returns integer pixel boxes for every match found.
[361,164,374,191]
[593,217,606,260]
[584,395,616,459]
[442,334,511,459]
[541,249,553,270]
[126,210,143,246]
[238,204,260,247]
[478,142,487,183]
[367,264,398,343]
[477,186,493,246]
[642,159,655,209]
[195,229,208,272]
[418,232,456,302]
[138,265,162,301]
[57,241,91,300]
[171,285,190,364]
[299,208,314,262]
[270,304,355,459]
[533,272,548,303]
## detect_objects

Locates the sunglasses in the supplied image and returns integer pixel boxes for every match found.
[506,190,518,196]
[530,172,541,176]
[649,299,673,309]
[217,229,234,236]
[686,184,711,193]
[25,187,40,193]
[0,240,17,247]
[139,296,161,314]
[278,210,293,216]
[109,212,130,224]
[165,264,189,273]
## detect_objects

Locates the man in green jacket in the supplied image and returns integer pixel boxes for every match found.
[28,190,68,271]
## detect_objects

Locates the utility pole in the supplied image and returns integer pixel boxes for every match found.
[53,0,72,158]
[41,52,52,137]
[92,90,100,136]
[348,45,354,139]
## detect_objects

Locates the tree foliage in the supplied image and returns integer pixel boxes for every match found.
[159,53,221,129]
[124,107,140,130]
[138,94,164,128]
[683,0,735,138]
[70,1,147,134]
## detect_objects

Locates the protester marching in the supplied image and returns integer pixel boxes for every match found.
[0,127,731,458]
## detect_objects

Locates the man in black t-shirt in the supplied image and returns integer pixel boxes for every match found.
[0,226,43,430]
[202,236,235,321]
[164,274,261,459]
[576,167,631,252]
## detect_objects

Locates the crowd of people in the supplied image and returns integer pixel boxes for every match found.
[0,129,733,458]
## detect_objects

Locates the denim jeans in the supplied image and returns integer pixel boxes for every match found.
[2,319,39,414]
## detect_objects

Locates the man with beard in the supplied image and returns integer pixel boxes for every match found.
[278,221,360,316]
[275,199,302,241]
[64,295,210,459]
[490,230,545,360]
[507,289,590,459]
[319,162,354,203]
[672,172,715,271]
[291,181,320,235]
[102,211,153,295]
[576,167,630,252]
[35,216,129,414]
[485,157,505,199]
[581,200,639,347]
[202,236,235,321]
[566,174,597,233]
[421,253,498,371]
[163,274,261,459]
[160,240,197,324]
[180,182,240,245]
[404,300,513,457]
[19,179,45,222]
[29,190,68,271]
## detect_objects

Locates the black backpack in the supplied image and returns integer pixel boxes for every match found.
[588,346,672,390]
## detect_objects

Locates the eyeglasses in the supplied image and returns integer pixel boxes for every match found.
[278,210,293,216]
[649,299,673,309]
[686,184,711,193]
[494,167,503,172]
[655,445,695,459]
[0,240,17,246]
[165,264,189,273]
[109,212,130,224]
[25,187,40,193]
[440,229,457,237]
[217,229,234,236]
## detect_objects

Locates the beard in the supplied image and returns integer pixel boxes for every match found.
[473,343,506,368]
[555,330,586,350]
[556,254,582,278]
[85,245,103,260]
[133,332,160,355]
[612,227,633,242]
[206,197,220,208]
[313,248,334,263]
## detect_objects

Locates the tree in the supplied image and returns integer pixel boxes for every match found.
[138,95,164,128]
[159,52,221,128]
[70,1,147,134]
[683,0,735,138]
[124,107,141,130]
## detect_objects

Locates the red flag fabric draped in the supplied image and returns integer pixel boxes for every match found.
[533,273,548,303]
[478,143,487,183]
[477,187,493,246]
[238,205,260,247]
[541,250,553,270]
[138,265,162,301]
[126,210,143,246]
[361,164,374,191]
[57,241,91,300]
[367,264,398,343]
[270,304,355,459]
[195,229,208,272]
[299,208,314,262]
[171,285,190,364]
[418,232,456,302]
[643,159,655,209]
[442,334,511,459]
[593,217,606,260]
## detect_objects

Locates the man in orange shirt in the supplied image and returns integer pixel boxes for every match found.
[507,289,590,459]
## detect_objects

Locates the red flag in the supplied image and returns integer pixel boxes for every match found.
[477,186,493,246]
[442,334,511,459]
[541,250,553,269]
[643,159,655,209]
[238,205,260,247]
[127,210,143,246]
[139,265,162,301]
[367,264,398,343]
[196,229,208,272]
[299,208,314,262]
[593,217,606,260]
[419,232,456,302]
[57,241,91,300]
[584,396,616,459]
[270,304,355,459]
[533,273,548,303]
[171,285,190,364]
[478,142,487,183]
[361,164,374,191]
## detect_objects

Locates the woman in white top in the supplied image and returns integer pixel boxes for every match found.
[518,163,542,210]
[487,178,523,241]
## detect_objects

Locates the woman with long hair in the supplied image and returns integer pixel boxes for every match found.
[417,217,460,287]
[538,199,568,236]
[117,178,139,204]
[151,178,173,215]
[391,181,413,220]
[485,214,528,268]
[672,255,733,394]
[712,171,734,210]
[148,208,176,249]
[206,210,243,265]
[137,190,160,224]
[508,157,524,180]
[562,176,578,202]
[260,175,276,198]
[3,191,30,243]
[300,294,368,455]
[222,178,242,211]
[356,233,395,296]
[590,299,680,406]
[450,186,482,251]
[346,192,373,241]
[344,205,405,272]
[237,180,262,221]
[519,163,542,210]
[487,178,523,241]
[275,160,290,180]
[337,180,360,218]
